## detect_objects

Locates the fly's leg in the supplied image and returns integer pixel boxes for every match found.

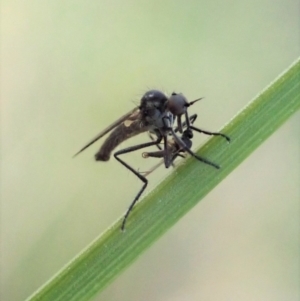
[174,114,198,133]
[114,136,162,231]
[190,125,230,142]
[170,127,220,169]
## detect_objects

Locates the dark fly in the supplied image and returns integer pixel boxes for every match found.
[142,115,230,176]
[74,90,229,230]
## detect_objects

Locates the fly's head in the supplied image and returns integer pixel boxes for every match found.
[168,92,203,116]
[167,92,203,133]
[139,90,168,127]
[167,92,189,116]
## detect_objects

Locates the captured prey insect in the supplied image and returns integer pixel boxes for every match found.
[74,90,230,230]
[142,114,230,177]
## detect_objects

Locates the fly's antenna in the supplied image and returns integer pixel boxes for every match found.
[186,97,204,107]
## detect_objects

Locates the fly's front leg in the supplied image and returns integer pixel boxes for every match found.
[170,128,220,169]
[148,132,163,150]
[189,114,197,125]
[190,125,230,142]
[174,114,198,133]
[114,136,162,230]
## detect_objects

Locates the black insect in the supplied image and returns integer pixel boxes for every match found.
[74,90,230,230]
[142,114,230,176]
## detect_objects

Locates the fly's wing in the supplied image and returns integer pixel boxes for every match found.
[73,106,140,157]
[142,160,165,177]
[143,151,185,177]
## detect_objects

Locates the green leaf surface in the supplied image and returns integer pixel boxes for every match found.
[26,58,300,301]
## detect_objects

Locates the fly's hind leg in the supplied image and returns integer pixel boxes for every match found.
[114,136,162,231]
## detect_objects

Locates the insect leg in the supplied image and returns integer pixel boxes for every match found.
[141,160,165,177]
[170,128,220,169]
[174,114,198,133]
[114,136,162,230]
[163,135,173,168]
[148,132,179,169]
[141,149,184,177]
[178,112,230,142]
[189,114,198,125]
[148,132,163,150]
[190,125,230,142]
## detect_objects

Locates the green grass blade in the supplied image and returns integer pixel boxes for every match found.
[26,58,300,301]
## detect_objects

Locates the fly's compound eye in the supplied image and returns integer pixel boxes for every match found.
[141,90,168,104]
[168,93,188,116]
[140,90,168,113]
[144,107,156,117]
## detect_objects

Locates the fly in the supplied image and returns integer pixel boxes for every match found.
[74,90,230,230]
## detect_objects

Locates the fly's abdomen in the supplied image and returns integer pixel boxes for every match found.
[95,121,146,161]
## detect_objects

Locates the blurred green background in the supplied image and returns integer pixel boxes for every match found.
[1,0,299,300]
